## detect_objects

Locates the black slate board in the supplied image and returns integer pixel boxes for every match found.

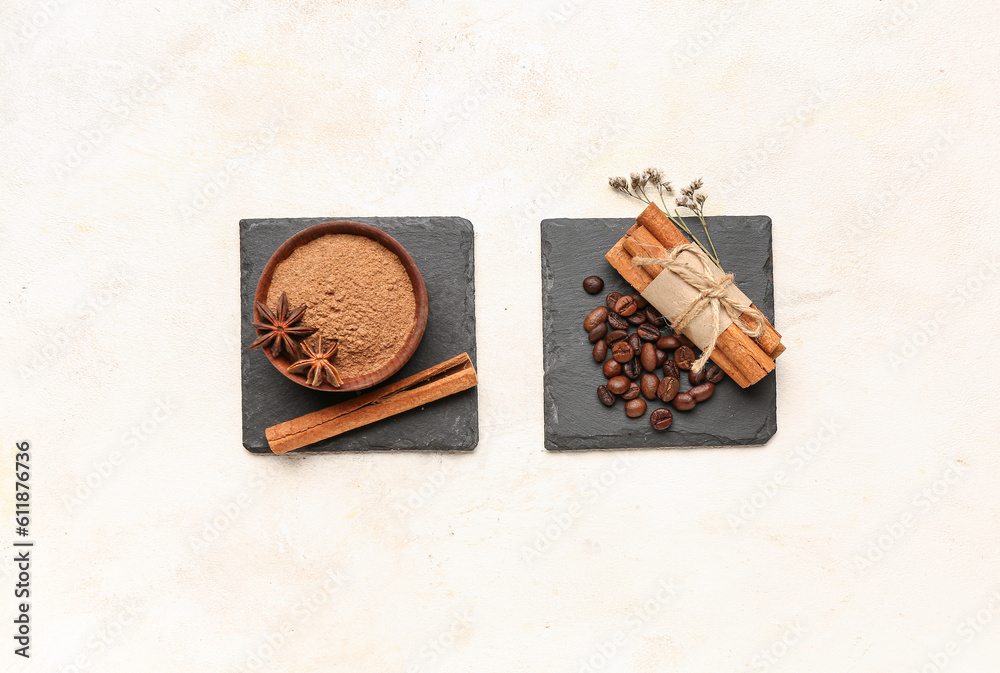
[240,217,478,453]
[541,217,777,450]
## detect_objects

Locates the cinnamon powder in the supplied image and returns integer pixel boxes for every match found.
[267,234,416,380]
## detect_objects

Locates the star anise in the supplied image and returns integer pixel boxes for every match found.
[287,337,343,388]
[250,292,317,359]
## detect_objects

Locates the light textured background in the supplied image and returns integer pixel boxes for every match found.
[2,1,999,671]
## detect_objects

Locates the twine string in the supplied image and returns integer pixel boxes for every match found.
[631,241,764,373]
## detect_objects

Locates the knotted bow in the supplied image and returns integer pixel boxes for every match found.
[632,242,764,373]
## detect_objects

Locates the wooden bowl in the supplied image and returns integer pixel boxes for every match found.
[254,221,428,392]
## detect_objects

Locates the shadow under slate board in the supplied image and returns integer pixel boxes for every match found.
[541,216,778,450]
[240,216,478,453]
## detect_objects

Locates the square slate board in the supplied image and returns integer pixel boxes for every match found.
[541,217,777,450]
[241,217,478,453]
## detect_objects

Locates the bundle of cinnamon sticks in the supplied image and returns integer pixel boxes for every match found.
[605,203,785,388]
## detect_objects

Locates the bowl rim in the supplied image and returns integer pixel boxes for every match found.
[253,220,429,392]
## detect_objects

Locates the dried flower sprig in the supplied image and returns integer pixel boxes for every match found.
[608,168,723,271]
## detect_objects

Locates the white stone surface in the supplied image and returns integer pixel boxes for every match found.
[2,1,999,671]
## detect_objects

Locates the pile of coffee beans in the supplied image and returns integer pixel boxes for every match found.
[584,276,725,431]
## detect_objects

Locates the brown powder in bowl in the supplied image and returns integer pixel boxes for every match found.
[267,234,416,380]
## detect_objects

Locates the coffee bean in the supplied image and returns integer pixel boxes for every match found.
[583,275,604,294]
[608,312,629,330]
[593,340,607,362]
[676,334,695,348]
[627,312,646,326]
[607,375,630,395]
[689,382,716,402]
[614,295,638,316]
[662,360,680,379]
[623,357,641,380]
[624,398,647,418]
[704,363,724,383]
[631,293,648,309]
[584,306,609,331]
[640,372,659,400]
[627,332,642,353]
[672,391,696,411]
[656,335,681,350]
[688,366,706,386]
[640,342,658,372]
[605,291,623,311]
[588,323,607,342]
[657,376,679,402]
[622,381,641,400]
[637,323,660,342]
[597,385,615,406]
[604,329,628,346]
[650,408,673,430]
[611,341,633,363]
[674,346,695,370]
[645,306,666,326]
[655,348,668,368]
[603,359,622,378]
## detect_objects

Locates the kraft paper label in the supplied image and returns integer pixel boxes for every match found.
[639,248,753,352]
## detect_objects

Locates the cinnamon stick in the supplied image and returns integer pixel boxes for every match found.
[635,203,785,359]
[607,224,775,388]
[266,353,478,454]
[617,226,753,387]
[606,236,655,289]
